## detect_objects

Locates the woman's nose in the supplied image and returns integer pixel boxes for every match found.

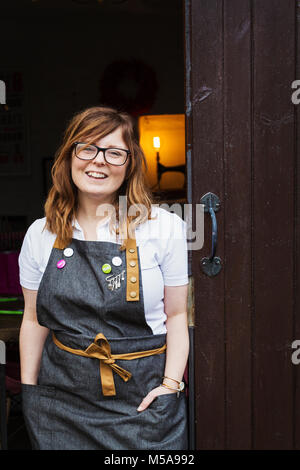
[94,149,106,164]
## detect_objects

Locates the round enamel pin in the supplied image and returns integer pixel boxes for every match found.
[102,263,112,274]
[63,248,74,257]
[112,256,122,267]
[57,259,66,269]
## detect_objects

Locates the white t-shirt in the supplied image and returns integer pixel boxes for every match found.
[18,206,188,335]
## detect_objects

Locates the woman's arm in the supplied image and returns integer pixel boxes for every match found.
[19,286,50,384]
[137,284,189,412]
[162,284,189,386]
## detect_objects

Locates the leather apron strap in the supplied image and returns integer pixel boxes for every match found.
[125,236,139,302]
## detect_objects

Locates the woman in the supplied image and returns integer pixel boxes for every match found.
[19,106,189,450]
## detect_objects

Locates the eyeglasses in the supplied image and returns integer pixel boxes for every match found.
[73,142,131,166]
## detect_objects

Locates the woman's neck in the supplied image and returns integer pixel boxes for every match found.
[76,193,115,222]
[76,193,115,240]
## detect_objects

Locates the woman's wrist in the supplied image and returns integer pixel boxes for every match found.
[163,375,181,385]
[158,384,177,393]
[161,374,185,395]
[162,376,183,388]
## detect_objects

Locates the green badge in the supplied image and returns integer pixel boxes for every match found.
[102,263,112,274]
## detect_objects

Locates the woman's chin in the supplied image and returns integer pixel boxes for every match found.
[78,187,115,203]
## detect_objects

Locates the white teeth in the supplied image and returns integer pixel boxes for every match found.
[86,172,107,179]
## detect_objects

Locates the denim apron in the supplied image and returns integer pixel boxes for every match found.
[21,234,188,450]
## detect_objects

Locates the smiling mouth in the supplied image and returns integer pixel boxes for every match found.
[85,171,108,180]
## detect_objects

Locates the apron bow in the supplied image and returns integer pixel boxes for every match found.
[84,333,132,396]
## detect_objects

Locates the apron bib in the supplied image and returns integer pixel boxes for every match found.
[21,234,188,450]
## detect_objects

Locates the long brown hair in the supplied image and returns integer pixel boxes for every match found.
[44,106,154,250]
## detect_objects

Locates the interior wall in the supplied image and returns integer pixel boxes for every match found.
[0,0,184,225]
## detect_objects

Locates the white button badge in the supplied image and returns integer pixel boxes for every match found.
[63,248,74,257]
[112,256,122,267]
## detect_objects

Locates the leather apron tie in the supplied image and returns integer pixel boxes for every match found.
[52,332,167,396]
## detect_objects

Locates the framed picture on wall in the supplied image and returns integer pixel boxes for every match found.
[0,69,31,176]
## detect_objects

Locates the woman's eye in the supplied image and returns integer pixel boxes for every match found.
[109,151,121,157]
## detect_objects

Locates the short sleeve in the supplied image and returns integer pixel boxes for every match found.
[18,222,42,290]
[160,213,189,287]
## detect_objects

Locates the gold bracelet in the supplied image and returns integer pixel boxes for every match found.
[161,382,182,398]
[161,383,180,392]
[162,375,181,386]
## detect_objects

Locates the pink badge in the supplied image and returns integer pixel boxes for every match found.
[56,259,66,269]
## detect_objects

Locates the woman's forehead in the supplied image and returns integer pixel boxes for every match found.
[82,127,127,146]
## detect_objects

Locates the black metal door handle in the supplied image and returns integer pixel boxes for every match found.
[200,192,222,276]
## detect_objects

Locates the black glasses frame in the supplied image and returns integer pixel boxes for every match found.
[73,142,131,166]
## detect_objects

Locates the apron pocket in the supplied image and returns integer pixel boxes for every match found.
[153,391,180,407]
[21,383,56,449]
[22,383,56,394]
[46,340,95,394]
[139,392,188,450]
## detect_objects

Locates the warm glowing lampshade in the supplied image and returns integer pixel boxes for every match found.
[153,136,160,149]
[138,114,185,190]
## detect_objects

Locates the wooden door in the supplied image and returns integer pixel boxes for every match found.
[185,0,300,449]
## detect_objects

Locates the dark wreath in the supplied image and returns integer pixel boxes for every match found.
[99,59,158,116]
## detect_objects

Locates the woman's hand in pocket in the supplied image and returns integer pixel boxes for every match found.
[137,385,177,412]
